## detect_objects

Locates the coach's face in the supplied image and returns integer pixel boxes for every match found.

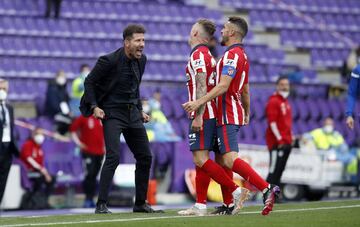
[220,23,231,46]
[125,33,145,59]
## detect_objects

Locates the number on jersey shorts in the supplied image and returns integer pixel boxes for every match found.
[217,124,240,153]
[188,118,218,152]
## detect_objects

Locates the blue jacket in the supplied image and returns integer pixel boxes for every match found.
[346,64,360,117]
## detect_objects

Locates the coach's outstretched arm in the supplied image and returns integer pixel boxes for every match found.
[183,75,232,113]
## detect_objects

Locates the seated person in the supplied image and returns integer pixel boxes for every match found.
[149,90,181,142]
[19,128,55,208]
[303,117,355,165]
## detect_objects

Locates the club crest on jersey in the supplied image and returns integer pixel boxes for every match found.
[227,67,235,76]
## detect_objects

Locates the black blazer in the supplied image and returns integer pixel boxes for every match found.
[0,104,19,156]
[80,47,146,117]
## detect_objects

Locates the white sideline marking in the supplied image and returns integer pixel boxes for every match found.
[2,204,360,227]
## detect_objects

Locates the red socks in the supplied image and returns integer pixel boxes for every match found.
[221,166,234,206]
[195,166,211,204]
[232,158,269,191]
[201,159,238,193]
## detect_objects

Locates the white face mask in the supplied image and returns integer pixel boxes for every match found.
[56,77,67,86]
[80,71,89,79]
[34,134,45,145]
[279,91,289,99]
[323,125,334,134]
[0,90,7,101]
[152,100,161,110]
[142,104,150,114]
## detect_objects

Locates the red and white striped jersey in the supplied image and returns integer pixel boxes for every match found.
[186,44,217,120]
[216,44,249,126]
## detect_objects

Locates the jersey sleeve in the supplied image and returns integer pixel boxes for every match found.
[221,51,238,78]
[346,67,360,117]
[69,116,83,132]
[20,141,32,161]
[266,97,280,123]
[190,51,207,74]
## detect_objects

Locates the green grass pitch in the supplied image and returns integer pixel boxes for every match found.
[1,200,360,227]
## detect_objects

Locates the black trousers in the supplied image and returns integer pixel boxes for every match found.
[97,106,152,206]
[266,144,292,186]
[0,143,12,204]
[45,0,62,18]
[81,152,103,201]
[29,174,56,198]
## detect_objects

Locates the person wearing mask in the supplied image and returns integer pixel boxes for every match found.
[69,115,105,208]
[45,70,72,134]
[0,79,19,205]
[71,64,91,117]
[307,117,354,165]
[265,76,293,190]
[20,128,55,208]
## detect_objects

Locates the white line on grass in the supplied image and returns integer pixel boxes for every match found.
[2,204,360,227]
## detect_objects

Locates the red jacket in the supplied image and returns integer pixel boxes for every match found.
[265,92,292,149]
[20,139,44,172]
[69,115,105,156]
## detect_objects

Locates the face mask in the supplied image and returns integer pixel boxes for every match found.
[80,71,89,79]
[34,134,45,145]
[56,77,66,86]
[152,101,161,110]
[142,104,150,114]
[323,125,334,134]
[0,90,7,101]
[279,91,289,99]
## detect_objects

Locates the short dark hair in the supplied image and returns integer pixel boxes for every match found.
[123,24,146,40]
[276,75,289,85]
[80,64,89,71]
[228,16,248,38]
[197,18,216,37]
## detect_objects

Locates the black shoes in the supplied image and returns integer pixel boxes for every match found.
[210,205,234,215]
[133,203,164,213]
[95,203,112,214]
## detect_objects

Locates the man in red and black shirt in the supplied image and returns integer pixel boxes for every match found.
[265,76,292,187]
[70,115,105,208]
[20,128,55,207]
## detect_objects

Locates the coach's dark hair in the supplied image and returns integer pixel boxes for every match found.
[228,16,248,38]
[276,75,289,85]
[123,24,146,40]
[197,18,216,37]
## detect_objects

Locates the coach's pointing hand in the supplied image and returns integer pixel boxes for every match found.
[182,101,200,113]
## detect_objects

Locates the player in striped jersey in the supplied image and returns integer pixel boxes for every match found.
[183,16,280,216]
[178,19,249,216]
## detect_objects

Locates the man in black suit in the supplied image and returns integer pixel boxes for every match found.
[0,79,19,205]
[82,24,162,214]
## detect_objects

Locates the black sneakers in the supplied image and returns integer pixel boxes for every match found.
[210,205,234,215]
[95,203,112,214]
[133,203,164,213]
